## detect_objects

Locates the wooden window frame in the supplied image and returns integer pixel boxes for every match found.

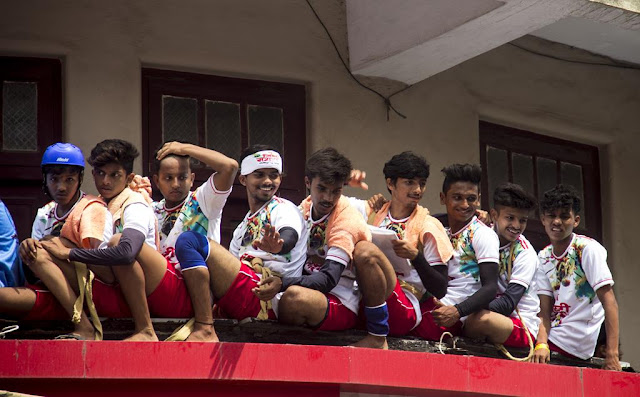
[479,121,602,248]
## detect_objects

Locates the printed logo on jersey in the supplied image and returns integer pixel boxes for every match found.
[451,226,479,281]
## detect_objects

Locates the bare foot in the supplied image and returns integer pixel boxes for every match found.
[186,323,219,342]
[124,327,159,342]
[350,334,388,349]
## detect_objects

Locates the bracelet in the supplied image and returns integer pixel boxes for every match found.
[534,343,550,351]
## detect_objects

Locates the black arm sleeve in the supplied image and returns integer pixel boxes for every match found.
[454,262,499,318]
[280,259,343,294]
[68,228,145,266]
[488,282,526,316]
[277,227,298,256]
[411,251,449,299]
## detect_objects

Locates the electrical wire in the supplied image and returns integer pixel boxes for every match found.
[305,0,410,120]
[508,42,640,71]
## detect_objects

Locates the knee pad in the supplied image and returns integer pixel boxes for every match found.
[175,231,209,271]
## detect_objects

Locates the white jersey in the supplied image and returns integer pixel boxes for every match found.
[535,234,613,359]
[116,202,157,250]
[441,216,500,307]
[32,191,112,247]
[153,173,231,270]
[497,234,540,337]
[229,196,307,278]
[376,212,448,328]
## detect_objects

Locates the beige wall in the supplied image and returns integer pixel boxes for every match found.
[1,1,639,366]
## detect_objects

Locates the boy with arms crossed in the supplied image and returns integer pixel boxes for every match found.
[348,152,454,336]
[411,164,499,340]
[464,183,540,349]
[532,185,620,371]
[152,141,238,341]
[171,147,306,341]
[276,148,396,349]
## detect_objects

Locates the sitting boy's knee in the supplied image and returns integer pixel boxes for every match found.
[353,241,378,266]
[280,286,307,308]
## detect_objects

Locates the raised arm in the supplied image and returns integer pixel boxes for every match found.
[157,142,239,191]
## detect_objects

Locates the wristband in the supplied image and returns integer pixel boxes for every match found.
[534,343,550,352]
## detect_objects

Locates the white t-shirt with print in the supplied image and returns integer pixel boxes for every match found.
[497,234,540,337]
[117,202,157,250]
[153,173,232,270]
[535,234,613,359]
[376,212,446,328]
[441,216,500,307]
[229,196,307,278]
[304,205,360,314]
[32,191,112,248]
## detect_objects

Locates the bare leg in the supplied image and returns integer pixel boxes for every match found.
[175,235,241,341]
[27,246,95,339]
[92,235,161,341]
[351,241,395,349]
[278,286,329,327]
[182,267,217,342]
[464,309,514,344]
[0,287,37,319]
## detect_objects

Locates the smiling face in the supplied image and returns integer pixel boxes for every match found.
[92,162,132,201]
[388,177,426,215]
[491,206,530,245]
[45,168,81,209]
[440,181,480,232]
[541,207,580,246]
[153,156,194,208]
[240,168,281,210]
[306,176,343,219]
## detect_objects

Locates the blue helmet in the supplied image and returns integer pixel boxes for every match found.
[41,143,85,168]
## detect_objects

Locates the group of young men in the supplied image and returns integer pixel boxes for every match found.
[0,139,620,371]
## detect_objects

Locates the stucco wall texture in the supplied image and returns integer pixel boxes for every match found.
[1,0,638,368]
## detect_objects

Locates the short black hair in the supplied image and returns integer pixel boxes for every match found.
[441,163,481,194]
[383,151,430,193]
[493,183,537,211]
[88,139,139,175]
[540,184,581,215]
[305,147,352,185]
[152,141,194,175]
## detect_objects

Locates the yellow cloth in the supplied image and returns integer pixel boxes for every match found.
[300,196,371,261]
[372,202,453,264]
[60,195,108,249]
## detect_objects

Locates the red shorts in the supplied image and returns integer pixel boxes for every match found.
[386,281,418,336]
[92,278,132,318]
[318,293,357,331]
[502,317,535,347]
[147,261,193,318]
[410,297,463,341]
[22,284,68,321]
[549,341,578,359]
[216,262,276,320]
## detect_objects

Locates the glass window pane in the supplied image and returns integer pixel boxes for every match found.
[512,153,534,195]
[561,162,586,229]
[537,157,558,204]
[205,100,241,161]
[162,96,198,144]
[486,146,508,207]
[248,105,283,154]
[2,82,38,151]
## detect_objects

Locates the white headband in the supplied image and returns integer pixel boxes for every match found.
[240,150,283,175]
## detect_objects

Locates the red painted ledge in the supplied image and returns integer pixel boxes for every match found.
[0,340,638,397]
